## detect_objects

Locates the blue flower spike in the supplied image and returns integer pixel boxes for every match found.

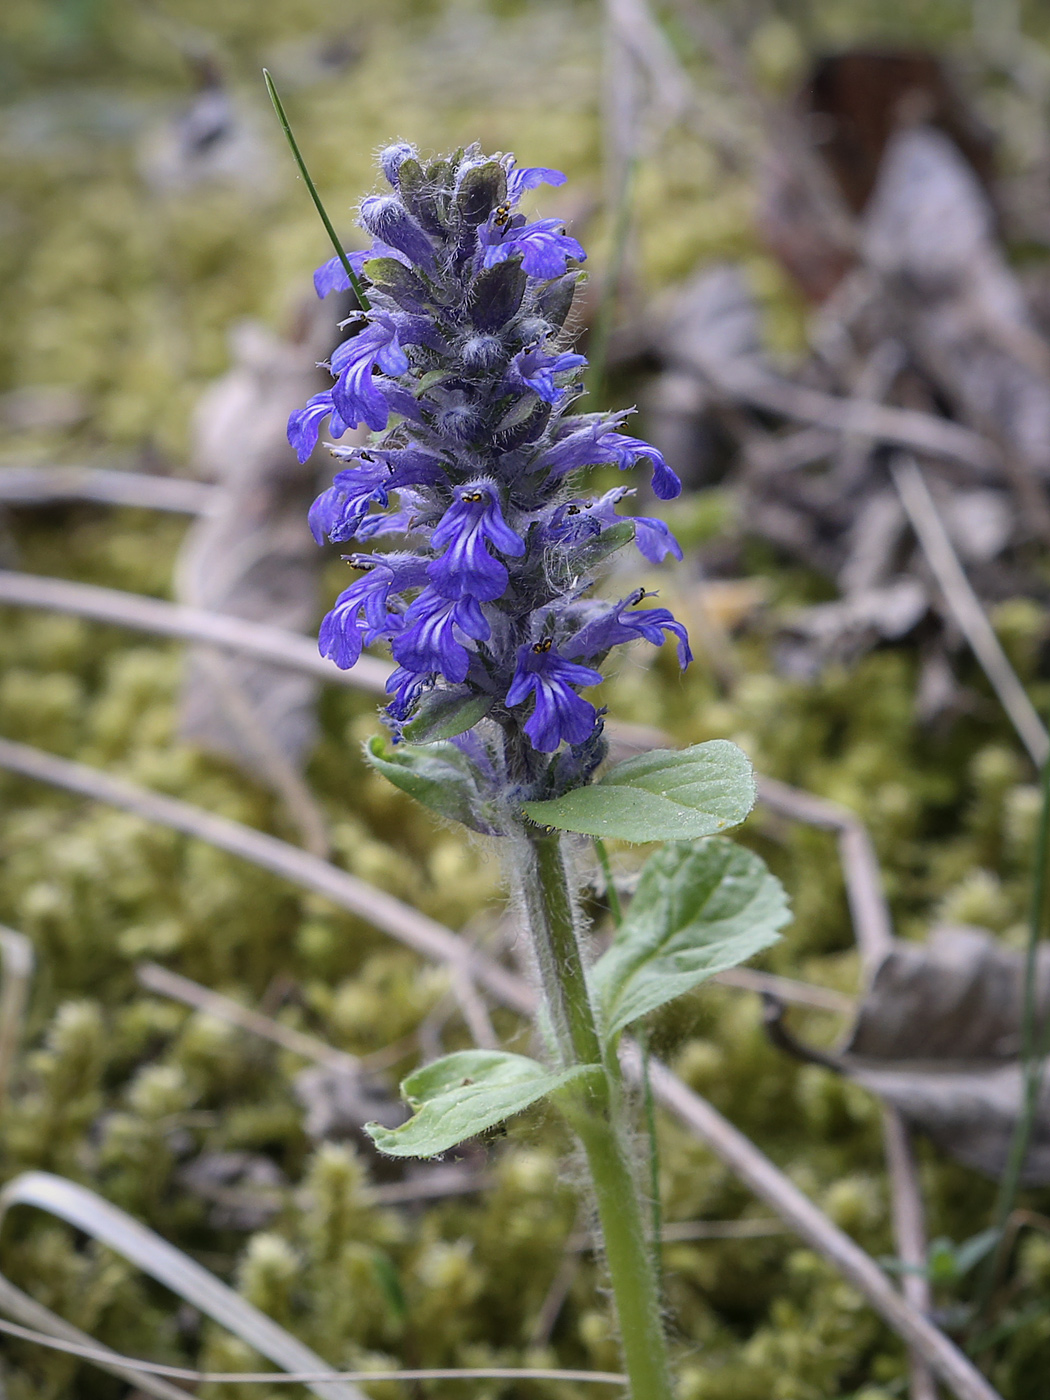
[292,143,689,809]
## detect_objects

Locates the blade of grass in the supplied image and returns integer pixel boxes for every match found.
[0,1172,365,1400]
[262,70,369,313]
[0,1319,628,1386]
[593,837,623,926]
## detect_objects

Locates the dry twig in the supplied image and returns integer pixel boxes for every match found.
[891,454,1049,767]
[0,466,214,515]
[704,357,1000,476]
[642,1056,997,1400]
[136,962,358,1074]
[0,570,392,695]
[0,737,526,1021]
[755,774,936,1400]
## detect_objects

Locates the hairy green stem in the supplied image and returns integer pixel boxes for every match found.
[523,829,673,1400]
[637,1024,664,1282]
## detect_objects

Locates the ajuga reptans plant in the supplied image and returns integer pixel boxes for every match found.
[284,133,790,1399]
[291,143,689,807]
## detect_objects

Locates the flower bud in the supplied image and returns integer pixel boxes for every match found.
[515,317,552,345]
[379,142,417,187]
[461,334,504,370]
[359,195,435,270]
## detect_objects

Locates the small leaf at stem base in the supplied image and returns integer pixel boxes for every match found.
[366,1050,592,1158]
[365,735,497,832]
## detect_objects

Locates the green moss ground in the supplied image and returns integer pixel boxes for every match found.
[3,3,1050,1397]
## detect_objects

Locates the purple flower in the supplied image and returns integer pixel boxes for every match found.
[386,665,431,720]
[380,142,417,187]
[308,450,447,544]
[293,144,692,790]
[504,160,567,203]
[586,488,683,564]
[318,555,427,669]
[566,592,692,669]
[313,248,370,298]
[508,347,587,404]
[330,313,410,434]
[392,588,491,683]
[428,481,526,601]
[478,215,585,280]
[541,423,681,500]
[505,640,603,752]
[287,391,351,463]
[359,195,436,271]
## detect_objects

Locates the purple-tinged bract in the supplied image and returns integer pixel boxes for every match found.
[292,143,689,809]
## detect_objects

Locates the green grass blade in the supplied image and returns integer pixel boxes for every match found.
[262,68,370,312]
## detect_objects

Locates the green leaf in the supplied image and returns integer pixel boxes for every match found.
[401,689,493,743]
[361,257,430,311]
[590,837,790,1035]
[414,368,456,397]
[575,519,635,569]
[454,161,507,226]
[365,735,495,833]
[523,739,755,842]
[366,1050,590,1158]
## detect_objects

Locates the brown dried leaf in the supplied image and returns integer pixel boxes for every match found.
[790,927,1050,1183]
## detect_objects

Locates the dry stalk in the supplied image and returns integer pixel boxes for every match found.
[891,454,1050,767]
[0,570,393,695]
[0,466,214,515]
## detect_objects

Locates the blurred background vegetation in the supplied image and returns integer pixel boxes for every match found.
[3,2,1050,1398]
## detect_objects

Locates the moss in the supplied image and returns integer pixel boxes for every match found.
[4,1,1050,1395]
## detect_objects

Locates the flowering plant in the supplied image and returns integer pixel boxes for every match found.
[278,120,791,1399]
[291,142,692,822]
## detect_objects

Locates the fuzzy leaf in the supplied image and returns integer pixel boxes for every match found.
[470,261,527,331]
[575,520,636,569]
[366,1050,590,1157]
[455,161,507,226]
[365,736,495,833]
[523,739,755,842]
[361,257,429,311]
[401,689,494,743]
[591,838,790,1036]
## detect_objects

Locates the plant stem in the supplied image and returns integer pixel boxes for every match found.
[638,1025,664,1282]
[593,837,623,926]
[974,748,1050,1324]
[522,829,673,1400]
